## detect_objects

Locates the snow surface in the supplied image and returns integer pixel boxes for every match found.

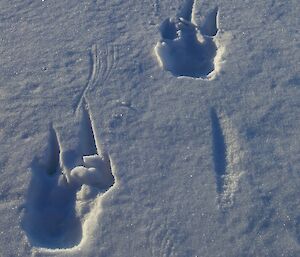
[0,0,299,256]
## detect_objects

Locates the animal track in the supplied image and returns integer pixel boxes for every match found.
[154,0,221,79]
[22,100,115,249]
[210,109,244,209]
[75,44,118,113]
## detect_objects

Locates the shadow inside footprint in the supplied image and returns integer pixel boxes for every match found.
[22,126,82,249]
[155,5,219,79]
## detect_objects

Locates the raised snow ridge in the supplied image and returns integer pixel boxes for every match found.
[210,109,244,209]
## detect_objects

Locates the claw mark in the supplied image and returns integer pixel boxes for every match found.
[199,7,219,37]
[80,98,98,156]
[100,44,118,84]
[178,0,195,22]
[210,108,244,209]
[75,44,100,113]
[45,124,61,176]
[75,44,118,113]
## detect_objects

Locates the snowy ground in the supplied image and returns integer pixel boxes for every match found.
[0,0,299,256]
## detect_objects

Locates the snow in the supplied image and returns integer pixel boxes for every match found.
[0,0,299,256]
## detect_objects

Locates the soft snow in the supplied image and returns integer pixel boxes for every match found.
[0,0,299,257]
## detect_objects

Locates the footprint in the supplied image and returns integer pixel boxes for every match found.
[154,0,220,79]
[22,101,115,249]
[210,109,244,209]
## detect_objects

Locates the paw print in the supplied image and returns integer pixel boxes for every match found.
[155,0,219,79]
